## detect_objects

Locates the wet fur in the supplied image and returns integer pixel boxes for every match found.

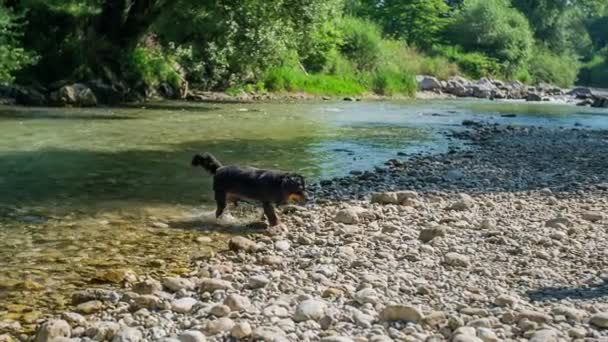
[192,153,306,226]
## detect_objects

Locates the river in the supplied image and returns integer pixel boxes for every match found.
[0,99,607,331]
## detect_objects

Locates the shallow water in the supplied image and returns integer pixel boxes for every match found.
[0,99,606,330]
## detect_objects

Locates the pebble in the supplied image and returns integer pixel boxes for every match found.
[445,252,470,267]
[171,297,197,313]
[112,327,142,342]
[178,330,206,342]
[274,240,290,251]
[162,277,195,292]
[294,300,327,322]
[133,279,162,294]
[228,236,258,253]
[199,278,231,292]
[590,312,608,328]
[206,317,235,334]
[35,319,71,342]
[224,294,251,311]
[248,275,270,289]
[76,300,103,314]
[230,322,252,339]
[419,226,446,243]
[380,305,423,322]
[210,304,231,317]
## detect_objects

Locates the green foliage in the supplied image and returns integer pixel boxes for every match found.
[122,46,182,88]
[338,17,383,72]
[263,67,366,96]
[351,0,450,48]
[380,40,459,80]
[370,69,417,96]
[578,49,608,87]
[435,45,503,79]
[527,46,579,87]
[0,6,37,83]
[447,0,534,74]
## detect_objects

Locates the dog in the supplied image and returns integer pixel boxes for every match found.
[192,153,306,226]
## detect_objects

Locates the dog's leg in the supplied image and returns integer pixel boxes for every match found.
[215,191,227,218]
[263,202,279,226]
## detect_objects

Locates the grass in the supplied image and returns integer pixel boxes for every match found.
[263,67,366,96]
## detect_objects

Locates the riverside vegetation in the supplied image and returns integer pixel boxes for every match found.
[1,0,608,105]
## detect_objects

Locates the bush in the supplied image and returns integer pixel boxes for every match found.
[435,45,502,79]
[578,49,608,87]
[339,17,383,72]
[527,46,579,87]
[371,69,417,96]
[446,0,534,74]
[380,40,459,80]
[0,6,37,83]
[121,45,182,88]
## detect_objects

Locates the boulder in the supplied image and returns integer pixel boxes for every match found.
[526,92,542,102]
[50,83,97,107]
[444,80,471,97]
[567,87,593,99]
[417,75,442,91]
[592,95,608,108]
[1,85,48,106]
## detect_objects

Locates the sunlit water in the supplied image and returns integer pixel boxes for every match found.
[0,99,606,330]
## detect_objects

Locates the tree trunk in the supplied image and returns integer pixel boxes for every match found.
[88,0,171,80]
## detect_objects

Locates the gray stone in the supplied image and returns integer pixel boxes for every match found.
[36,320,71,342]
[590,312,608,328]
[207,318,235,334]
[248,275,270,289]
[231,322,252,339]
[199,278,232,292]
[380,305,423,322]
[224,294,251,311]
[445,252,470,267]
[294,300,327,322]
[163,277,195,292]
[112,328,142,342]
[419,226,446,243]
[178,330,206,342]
[171,297,197,313]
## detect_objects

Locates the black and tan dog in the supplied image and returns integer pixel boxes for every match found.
[192,153,306,226]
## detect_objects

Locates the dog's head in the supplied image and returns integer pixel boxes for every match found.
[282,173,307,204]
[191,153,221,174]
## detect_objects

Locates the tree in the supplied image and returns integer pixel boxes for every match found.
[447,0,534,74]
[348,0,450,48]
[0,5,36,83]
[510,0,605,54]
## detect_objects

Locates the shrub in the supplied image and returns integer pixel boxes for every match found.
[121,45,182,88]
[578,49,608,87]
[339,17,383,72]
[435,45,503,79]
[371,69,417,96]
[528,46,579,87]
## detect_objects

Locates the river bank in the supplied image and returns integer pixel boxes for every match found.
[4,122,608,342]
[1,76,607,109]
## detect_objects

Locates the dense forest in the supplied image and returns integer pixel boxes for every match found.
[1,0,607,99]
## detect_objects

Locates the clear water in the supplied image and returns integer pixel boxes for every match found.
[0,99,606,330]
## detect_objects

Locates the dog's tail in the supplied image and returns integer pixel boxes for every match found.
[191,153,222,174]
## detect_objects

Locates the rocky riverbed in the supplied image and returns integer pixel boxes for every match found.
[2,123,608,342]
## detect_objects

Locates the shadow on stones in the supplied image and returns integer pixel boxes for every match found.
[527,282,608,301]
